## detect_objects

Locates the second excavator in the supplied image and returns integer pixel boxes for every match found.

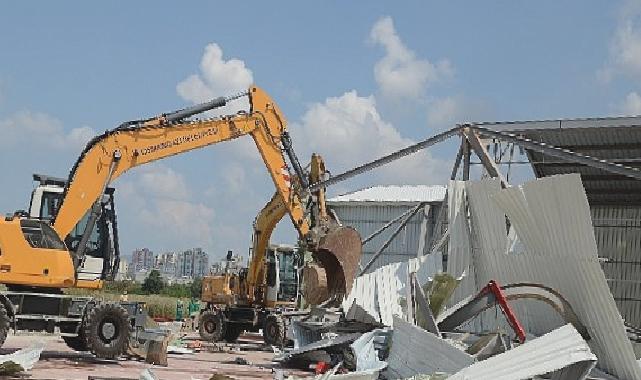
[0,86,361,357]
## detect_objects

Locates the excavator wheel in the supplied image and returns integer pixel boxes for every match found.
[0,303,9,348]
[223,325,243,343]
[63,330,88,352]
[198,310,224,342]
[263,314,286,346]
[83,303,130,359]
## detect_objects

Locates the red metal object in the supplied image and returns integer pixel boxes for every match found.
[480,280,527,343]
[315,361,331,374]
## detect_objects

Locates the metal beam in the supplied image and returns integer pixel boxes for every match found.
[473,126,641,181]
[451,139,465,180]
[558,142,641,151]
[470,115,641,131]
[361,206,420,245]
[462,139,471,181]
[462,128,508,187]
[309,128,460,191]
[360,202,427,275]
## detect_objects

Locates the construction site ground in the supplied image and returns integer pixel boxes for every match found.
[2,333,307,380]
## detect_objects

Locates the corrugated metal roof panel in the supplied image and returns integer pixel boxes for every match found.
[498,125,641,205]
[328,185,446,203]
[475,116,641,131]
[449,324,596,380]
[591,206,641,327]
[473,174,641,379]
[387,316,474,379]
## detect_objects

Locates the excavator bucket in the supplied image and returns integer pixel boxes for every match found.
[303,226,362,305]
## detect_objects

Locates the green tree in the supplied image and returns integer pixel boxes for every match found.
[190,277,203,299]
[142,270,165,294]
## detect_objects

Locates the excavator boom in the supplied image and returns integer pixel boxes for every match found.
[53,87,306,241]
[14,85,360,303]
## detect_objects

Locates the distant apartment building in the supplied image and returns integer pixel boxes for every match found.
[114,260,129,281]
[177,248,209,278]
[155,252,178,276]
[193,248,209,278]
[128,247,209,282]
[130,248,154,272]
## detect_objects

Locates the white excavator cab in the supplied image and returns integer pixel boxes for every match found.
[264,244,301,306]
[28,174,120,282]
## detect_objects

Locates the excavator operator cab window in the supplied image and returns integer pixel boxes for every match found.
[20,219,66,250]
[277,250,300,302]
[39,192,62,220]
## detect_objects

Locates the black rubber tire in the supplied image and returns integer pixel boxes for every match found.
[83,303,130,359]
[63,334,88,352]
[0,303,9,348]
[198,310,224,342]
[263,314,285,346]
[223,325,243,343]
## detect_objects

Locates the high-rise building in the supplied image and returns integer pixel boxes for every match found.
[176,248,209,278]
[155,252,177,276]
[193,248,209,278]
[115,260,129,281]
[131,248,154,272]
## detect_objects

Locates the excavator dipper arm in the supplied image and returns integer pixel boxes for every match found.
[53,87,306,242]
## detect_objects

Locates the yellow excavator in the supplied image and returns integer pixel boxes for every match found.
[199,152,362,345]
[0,86,361,358]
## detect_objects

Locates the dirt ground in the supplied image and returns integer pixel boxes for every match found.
[1,333,309,380]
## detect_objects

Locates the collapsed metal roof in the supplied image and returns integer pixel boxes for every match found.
[472,116,641,205]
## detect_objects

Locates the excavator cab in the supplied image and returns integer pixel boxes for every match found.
[28,174,120,283]
[264,244,303,307]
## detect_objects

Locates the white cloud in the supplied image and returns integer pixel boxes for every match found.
[291,90,447,185]
[600,1,641,82]
[177,43,253,114]
[370,16,453,100]
[116,164,216,251]
[620,91,641,114]
[426,96,492,128]
[0,110,96,151]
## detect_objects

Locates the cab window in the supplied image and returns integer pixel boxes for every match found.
[20,220,65,250]
[39,192,62,220]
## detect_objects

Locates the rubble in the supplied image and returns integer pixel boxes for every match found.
[386,317,474,378]
[448,324,597,380]
[276,174,641,380]
[3,174,640,380]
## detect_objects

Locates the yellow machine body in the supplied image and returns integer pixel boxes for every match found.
[0,219,75,288]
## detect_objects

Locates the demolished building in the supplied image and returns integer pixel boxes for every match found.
[293,116,641,379]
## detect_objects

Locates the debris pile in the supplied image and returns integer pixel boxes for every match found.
[275,174,641,380]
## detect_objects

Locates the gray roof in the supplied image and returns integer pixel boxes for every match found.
[328,185,446,204]
[480,116,641,205]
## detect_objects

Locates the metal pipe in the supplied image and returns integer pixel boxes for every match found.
[359,202,427,275]
[165,91,248,122]
[362,206,421,245]
[74,151,121,269]
[281,131,309,189]
[310,127,461,191]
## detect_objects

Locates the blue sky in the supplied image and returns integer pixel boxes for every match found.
[1,1,640,260]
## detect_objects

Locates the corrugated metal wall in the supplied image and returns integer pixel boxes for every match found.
[591,206,641,327]
[328,202,442,273]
